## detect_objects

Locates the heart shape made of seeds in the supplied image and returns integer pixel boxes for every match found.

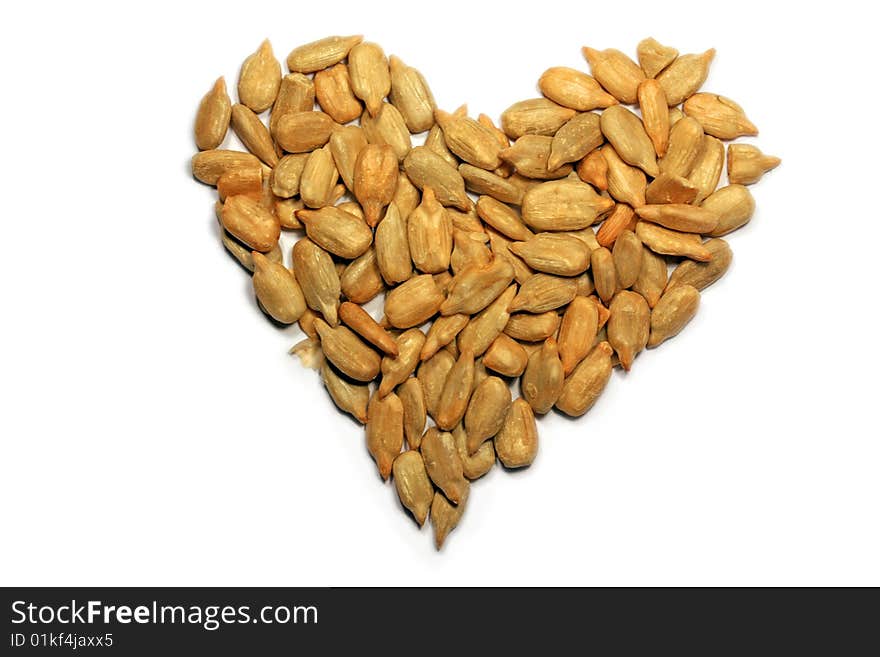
[191,35,780,549]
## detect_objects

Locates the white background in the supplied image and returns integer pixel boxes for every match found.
[1,0,878,586]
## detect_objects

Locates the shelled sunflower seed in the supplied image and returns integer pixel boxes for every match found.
[192,35,780,550]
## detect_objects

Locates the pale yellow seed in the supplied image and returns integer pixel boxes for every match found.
[398,378,427,450]
[656,49,716,106]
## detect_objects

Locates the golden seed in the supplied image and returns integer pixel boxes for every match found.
[192,149,261,185]
[435,349,476,431]
[380,328,427,398]
[195,77,231,150]
[727,144,781,185]
[483,334,530,378]
[403,146,470,210]
[460,165,524,205]
[510,273,578,313]
[221,194,281,252]
[291,237,341,326]
[556,341,614,416]
[366,390,404,480]
[374,202,413,286]
[494,398,538,468]
[339,301,398,357]
[659,116,705,178]
[510,234,590,277]
[217,165,263,202]
[453,423,496,480]
[683,93,758,140]
[348,42,391,117]
[635,203,719,234]
[687,135,725,203]
[548,112,604,171]
[272,111,336,153]
[645,172,699,205]
[353,143,398,227]
[418,349,456,418]
[521,179,614,232]
[286,35,363,74]
[270,153,308,198]
[440,258,515,316]
[521,338,564,414]
[421,314,470,361]
[315,318,381,382]
[398,378,427,449]
[638,79,670,157]
[435,109,503,171]
[501,135,573,180]
[702,185,755,236]
[431,483,469,549]
[504,310,560,342]
[388,55,436,133]
[637,38,678,78]
[314,63,363,124]
[607,290,650,370]
[656,49,716,106]
[538,66,618,111]
[393,450,433,526]
[500,98,576,139]
[464,376,512,453]
[667,238,732,292]
[612,229,643,289]
[591,246,617,305]
[599,105,659,177]
[252,251,306,324]
[271,73,315,133]
[558,295,600,375]
[581,47,646,104]
[603,145,647,208]
[238,39,281,113]
[230,103,278,166]
[295,205,372,259]
[328,124,368,193]
[631,246,667,308]
[458,285,518,356]
[340,247,385,305]
[408,188,453,274]
[385,274,445,329]
[576,149,609,191]
[635,221,712,262]
[299,146,340,209]
[360,102,411,162]
[648,284,700,348]
[321,360,369,424]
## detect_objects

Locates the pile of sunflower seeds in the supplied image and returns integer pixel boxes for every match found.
[192,35,780,549]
